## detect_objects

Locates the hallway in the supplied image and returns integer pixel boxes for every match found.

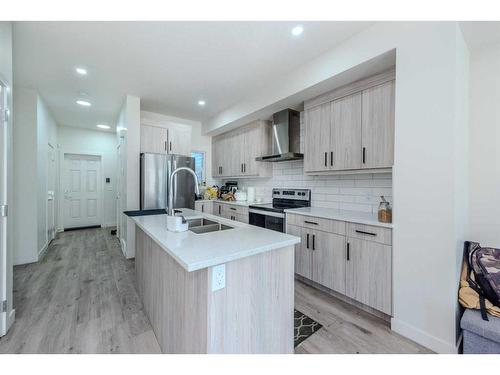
[0,228,160,353]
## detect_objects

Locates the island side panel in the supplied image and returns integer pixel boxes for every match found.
[135,228,209,353]
[207,245,295,354]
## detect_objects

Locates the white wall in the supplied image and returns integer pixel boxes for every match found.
[203,22,469,353]
[116,95,140,259]
[467,41,500,247]
[57,126,118,228]
[13,88,58,265]
[0,21,14,330]
[13,87,38,265]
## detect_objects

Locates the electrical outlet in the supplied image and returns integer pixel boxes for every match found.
[211,264,225,291]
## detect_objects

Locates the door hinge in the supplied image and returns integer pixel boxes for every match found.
[0,205,7,217]
[1,300,6,313]
[1,109,9,123]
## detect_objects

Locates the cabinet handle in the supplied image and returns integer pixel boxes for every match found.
[241,163,243,173]
[201,204,204,212]
[312,234,315,250]
[230,207,236,211]
[330,151,333,166]
[304,220,318,225]
[324,152,327,167]
[219,206,221,215]
[169,141,172,152]
[355,229,377,236]
[362,147,366,164]
[164,141,167,151]
[306,233,309,249]
[347,242,350,261]
[243,163,246,173]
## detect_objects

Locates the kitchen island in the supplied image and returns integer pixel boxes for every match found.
[131,208,300,354]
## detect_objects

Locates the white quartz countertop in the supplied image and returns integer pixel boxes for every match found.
[131,208,300,272]
[195,199,270,207]
[284,207,393,228]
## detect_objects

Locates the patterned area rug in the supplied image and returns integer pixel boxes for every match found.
[294,309,322,347]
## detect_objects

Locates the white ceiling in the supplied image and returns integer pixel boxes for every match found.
[12,21,374,131]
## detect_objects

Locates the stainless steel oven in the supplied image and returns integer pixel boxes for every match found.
[249,188,311,233]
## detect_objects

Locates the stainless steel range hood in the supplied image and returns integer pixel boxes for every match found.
[256,108,303,162]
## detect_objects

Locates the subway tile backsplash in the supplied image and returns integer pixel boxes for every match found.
[217,111,392,214]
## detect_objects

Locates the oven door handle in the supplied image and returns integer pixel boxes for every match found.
[248,209,285,219]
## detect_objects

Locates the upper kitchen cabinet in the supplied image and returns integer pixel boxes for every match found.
[304,70,395,174]
[361,80,395,169]
[140,112,192,156]
[212,120,272,179]
[141,124,169,154]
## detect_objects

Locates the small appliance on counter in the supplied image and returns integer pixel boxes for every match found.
[218,181,238,198]
[378,196,392,223]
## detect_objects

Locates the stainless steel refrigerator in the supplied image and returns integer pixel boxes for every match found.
[140,153,196,211]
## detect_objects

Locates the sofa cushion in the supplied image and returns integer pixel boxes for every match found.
[461,309,500,344]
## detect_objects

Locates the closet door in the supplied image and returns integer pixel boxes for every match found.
[361,80,395,169]
[330,93,362,170]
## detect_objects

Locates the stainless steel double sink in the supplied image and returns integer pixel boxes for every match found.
[186,218,234,234]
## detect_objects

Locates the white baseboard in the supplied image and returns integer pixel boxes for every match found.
[391,317,458,354]
[38,240,49,260]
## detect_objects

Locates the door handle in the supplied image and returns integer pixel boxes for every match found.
[362,147,366,164]
[241,163,243,173]
[346,242,350,261]
[312,234,315,250]
[330,151,333,166]
[306,233,309,249]
[324,152,327,167]
[244,163,246,173]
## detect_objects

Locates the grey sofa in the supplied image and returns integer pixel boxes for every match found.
[461,309,500,354]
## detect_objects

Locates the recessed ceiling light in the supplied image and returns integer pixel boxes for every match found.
[97,124,110,129]
[198,100,206,106]
[75,67,87,75]
[291,25,304,36]
[76,100,91,107]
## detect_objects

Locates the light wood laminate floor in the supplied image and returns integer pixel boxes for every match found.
[0,228,430,354]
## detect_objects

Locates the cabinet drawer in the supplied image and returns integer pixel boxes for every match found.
[286,213,345,235]
[223,211,248,223]
[347,223,392,245]
[222,204,248,216]
[194,201,213,214]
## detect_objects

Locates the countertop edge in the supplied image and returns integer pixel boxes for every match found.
[132,213,301,272]
[284,208,394,229]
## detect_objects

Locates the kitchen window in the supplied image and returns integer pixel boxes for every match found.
[191,151,205,184]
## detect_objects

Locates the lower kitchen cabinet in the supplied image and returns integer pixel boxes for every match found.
[312,230,346,294]
[287,225,313,280]
[287,213,392,315]
[194,201,213,214]
[345,237,392,315]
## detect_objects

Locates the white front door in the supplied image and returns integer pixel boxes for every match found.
[0,78,10,336]
[63,154,102,229]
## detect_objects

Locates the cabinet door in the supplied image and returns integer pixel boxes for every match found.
[241,123,260,176]
[228,131,243,177]
[361,80,395,169]
[141,125,168,154]
[331,93,362,170]
[167,126,192,156]
[212,136,226,178]
[312,231,346,294]
[345,238,392,314]
[213,203,224,216]
[288,224,312,279]
[304,103,331,172]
